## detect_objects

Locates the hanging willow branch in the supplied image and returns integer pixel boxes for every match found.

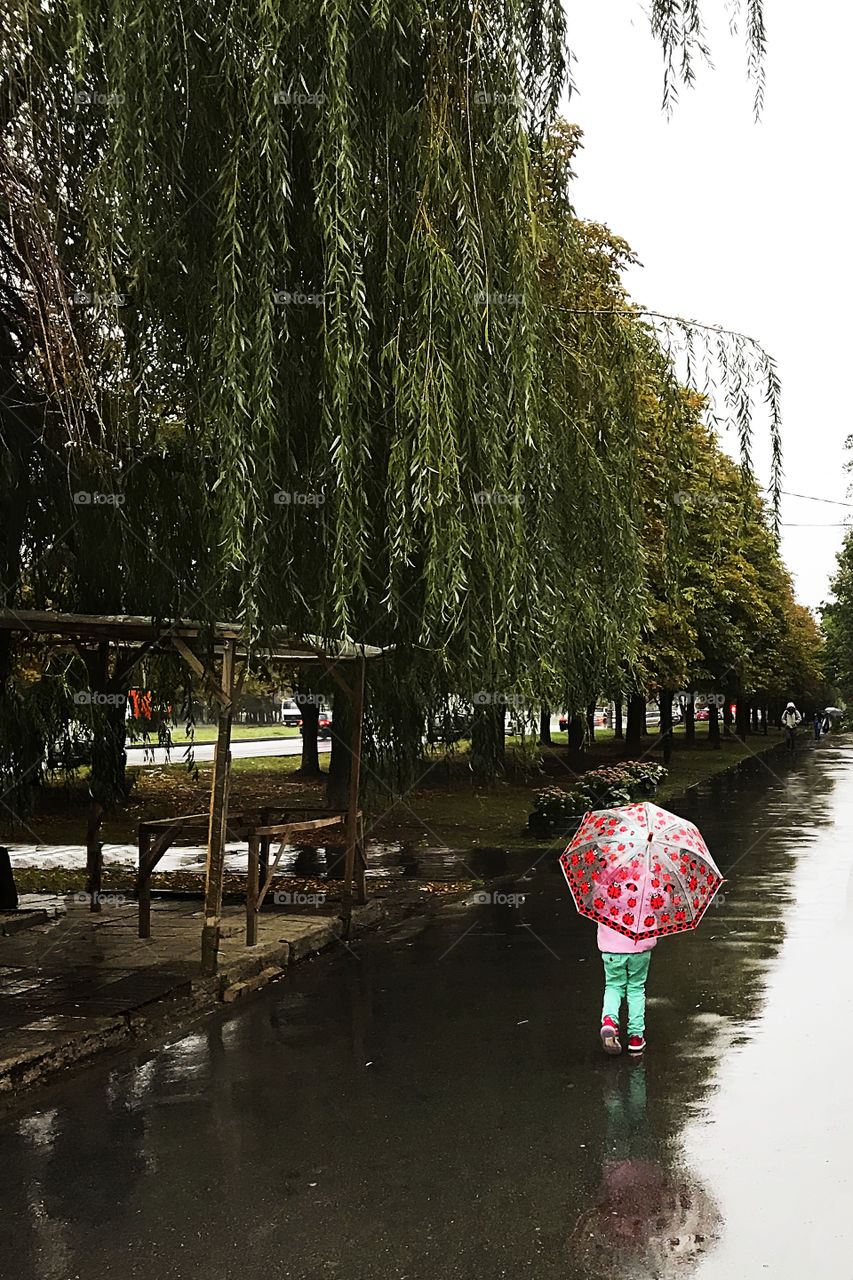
[648,0,767,118]
[551,305,783,525]
[0,0,773,790]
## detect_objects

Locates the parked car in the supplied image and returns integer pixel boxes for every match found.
[426,710,473,746]
[280,698,303,726]
[295,711,327,742]
[558,708,610,731]
[695,708,709,721]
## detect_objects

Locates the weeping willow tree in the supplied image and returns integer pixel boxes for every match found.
[0,0,774,801]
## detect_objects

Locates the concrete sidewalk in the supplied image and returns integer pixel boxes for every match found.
[0,894,397,1099]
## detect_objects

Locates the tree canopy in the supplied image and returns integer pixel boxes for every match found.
[1,0,817,809]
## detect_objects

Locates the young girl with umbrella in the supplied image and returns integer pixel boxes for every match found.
[560,801,724,1056]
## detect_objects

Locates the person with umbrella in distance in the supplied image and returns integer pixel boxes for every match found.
[560,802,724,1056]
[781,700,802,751]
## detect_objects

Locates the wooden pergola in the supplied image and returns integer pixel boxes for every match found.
[0,609,387,974]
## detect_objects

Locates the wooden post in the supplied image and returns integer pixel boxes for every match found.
[200,641,235,977]
[341,654,366,933]
[85,800,103,913]
[138,828,151,939]
[82,641,109,913]
[246,834,259,946]
[355,815,366,905]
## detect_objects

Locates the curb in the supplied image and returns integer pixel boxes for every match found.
[1,910,50,936]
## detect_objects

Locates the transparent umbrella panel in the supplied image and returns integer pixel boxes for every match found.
[559,802,724,941]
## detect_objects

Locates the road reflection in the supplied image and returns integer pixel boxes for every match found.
[571,1062,720,1277]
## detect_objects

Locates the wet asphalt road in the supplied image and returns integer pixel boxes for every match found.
[2,736,853,1279]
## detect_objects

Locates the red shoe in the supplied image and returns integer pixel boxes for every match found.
[627,1034,646,1055]
[600,1016,622,1055]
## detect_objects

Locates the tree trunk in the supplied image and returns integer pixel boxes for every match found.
[295,696,323,779]
[567,712,585,754]
[85,799,103,908]
[471,703,506,783]
[614,698,624,740]
[626,694,644,751]
[762,705,768,735]
[586,701,596,745]
[722,698,733,736]
[0,847,18,910]
[708,702,721,748]
[660,688,673,765]
[538,704,552,746]
[736,699,749,740]
[684,697,695,745]
[326,687,352,809]
[81,643,131,911]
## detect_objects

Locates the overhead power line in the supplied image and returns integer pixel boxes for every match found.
[778,490,853,508]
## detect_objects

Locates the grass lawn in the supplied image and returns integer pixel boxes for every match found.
[367,731,781,850]
[3,725,788,856]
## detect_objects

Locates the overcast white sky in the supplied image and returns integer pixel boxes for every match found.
[562,1,853,611]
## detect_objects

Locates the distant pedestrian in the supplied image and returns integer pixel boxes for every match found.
[814,711,822,741]
[781,701,802,752]
[822,710,832,734]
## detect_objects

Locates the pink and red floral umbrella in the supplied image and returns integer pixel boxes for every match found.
[559,801,723,941]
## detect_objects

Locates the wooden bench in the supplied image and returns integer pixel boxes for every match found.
[134,807,366,940]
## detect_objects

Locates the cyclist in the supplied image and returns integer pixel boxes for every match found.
[781,701,802,751]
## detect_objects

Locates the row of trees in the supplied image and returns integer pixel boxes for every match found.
[819,439,853,704]
[0,0,822,821]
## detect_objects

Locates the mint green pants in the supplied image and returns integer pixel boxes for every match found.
[601,951,652,1037]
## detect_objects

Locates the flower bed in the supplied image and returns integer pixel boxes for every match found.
[527,763,667,833]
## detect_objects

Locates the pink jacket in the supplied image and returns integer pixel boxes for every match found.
[597,921,657,954]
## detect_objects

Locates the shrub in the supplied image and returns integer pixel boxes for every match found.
[528,762,667,829]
